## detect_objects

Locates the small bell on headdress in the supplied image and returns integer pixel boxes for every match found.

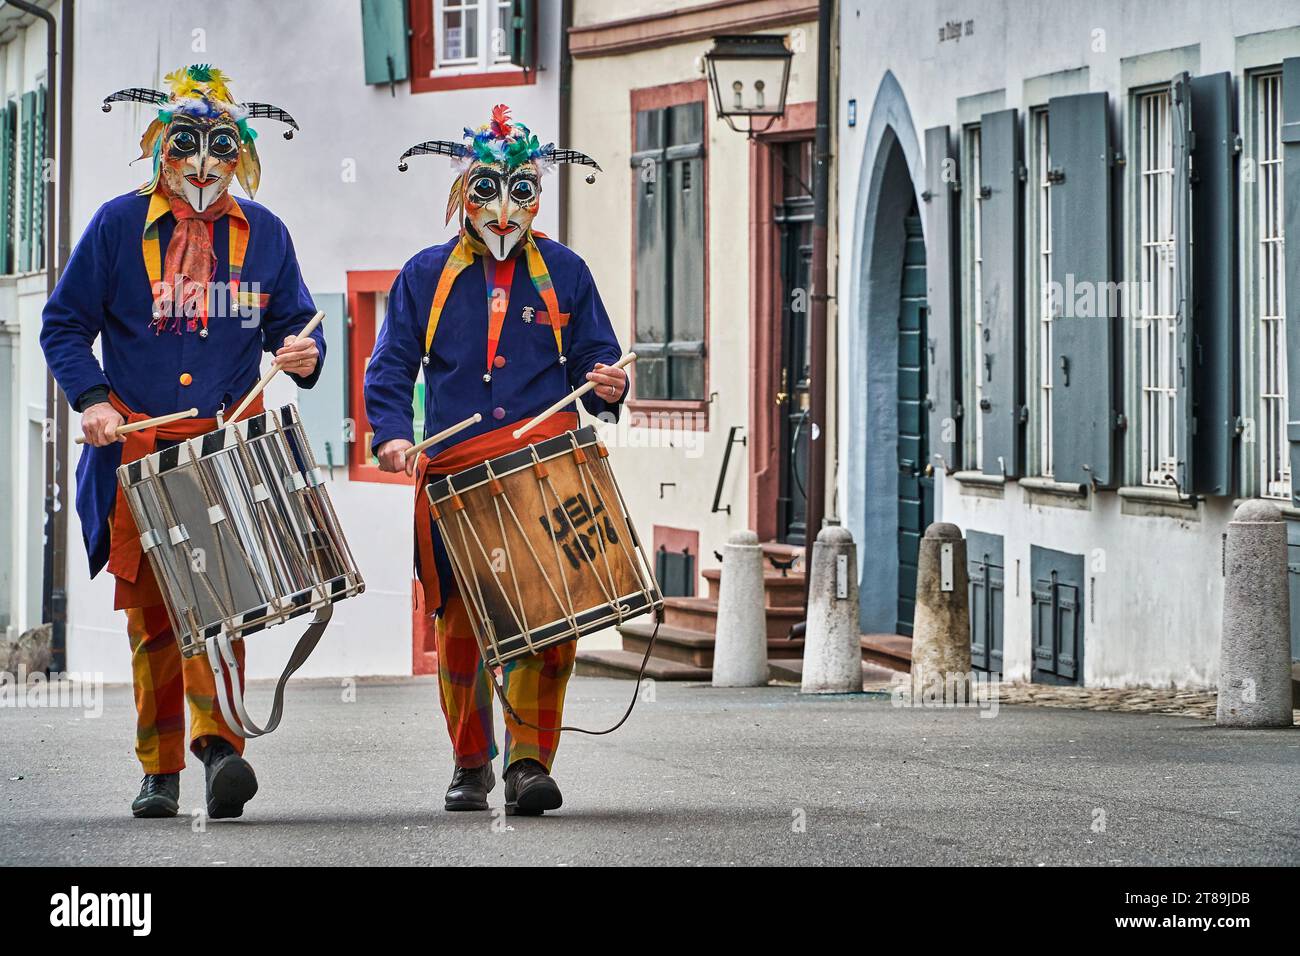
[585,173,596,185]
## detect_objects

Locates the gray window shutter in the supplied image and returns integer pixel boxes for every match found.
[1048,92,1115,486]
[667,102,706,400]
[977,108,1024,477]
[1172,73,1195,492]
[360,0,410,87]
[294,293,349,470]
[1281,58,1300,507]
[1187,72,1238,497]
[632,108,668,399]
[1030,545,1084,685]
[923,125,961,472]
[967,530,1003,675]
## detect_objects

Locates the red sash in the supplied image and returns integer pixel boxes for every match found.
[413,412,579,613]
[107,391,265,609]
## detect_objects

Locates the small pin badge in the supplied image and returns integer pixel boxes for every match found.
[422,355,430,366]
[199,328,209,339]
[521,306,535,324]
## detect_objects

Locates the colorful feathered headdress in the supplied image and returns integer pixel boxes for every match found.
[101,64,299,199]
[397,104,602,225]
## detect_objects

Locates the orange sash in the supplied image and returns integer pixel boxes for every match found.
[413,412,579,613]
[107,391,265,609]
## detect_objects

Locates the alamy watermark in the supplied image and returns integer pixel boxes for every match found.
[0,667,104,718]
[890,670,1000,718]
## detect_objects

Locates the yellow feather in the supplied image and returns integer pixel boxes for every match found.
[445,173,464,226]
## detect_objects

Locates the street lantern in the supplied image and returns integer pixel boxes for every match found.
[703,34,794,137]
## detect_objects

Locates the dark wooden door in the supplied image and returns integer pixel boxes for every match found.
[897,209,933,635]
[775,139,813,546]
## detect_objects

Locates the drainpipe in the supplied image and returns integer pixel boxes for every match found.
[7,0,70,671]
[804,0,833,567]
[556,0,573,245]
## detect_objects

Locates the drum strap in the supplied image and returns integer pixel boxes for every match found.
[485,610,662,737]
[206,603,334,738]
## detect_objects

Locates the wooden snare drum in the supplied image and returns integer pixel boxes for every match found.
[426,426,662,667]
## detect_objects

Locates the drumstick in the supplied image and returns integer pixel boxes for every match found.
[512,351,637,440]
[227,310,326,422]
[74,407,199,444]
[403,412,484,462]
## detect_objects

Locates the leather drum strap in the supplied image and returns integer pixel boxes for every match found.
[206,604,334,738]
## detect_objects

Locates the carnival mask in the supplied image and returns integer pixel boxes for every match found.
[102,64,299,205]
[398,104,602,258]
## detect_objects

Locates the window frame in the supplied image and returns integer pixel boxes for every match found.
[346,268,411,486]
[408,0,536,94]
[959,121,984,470]
[1025,104,1054,478]
[627,79,710,421]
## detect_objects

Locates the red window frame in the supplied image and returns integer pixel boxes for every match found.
[346,268,411,485]
[627,79,710,430]
[407,0,537,94]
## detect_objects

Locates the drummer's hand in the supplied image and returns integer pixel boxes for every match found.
[275,333,319,378]
[377,439,417,476]
[586,362,627,403]
[81,402,125,447]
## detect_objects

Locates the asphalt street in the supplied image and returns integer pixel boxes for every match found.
[1,676,1297,865]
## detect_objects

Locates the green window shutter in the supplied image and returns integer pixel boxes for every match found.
[632,107,669,400]
[0,102,12,275]
[507,0,537,71]
[923,125,962,471]
[1282,57,1300,508]
[977,108,1024,477]
[18,91,34,273]
[666,101,705,400]
[1185,72,1237,497]
[1049,92,1116,487]
[30,86,45,272]
[294,293,349,470]
[360,0,410,86]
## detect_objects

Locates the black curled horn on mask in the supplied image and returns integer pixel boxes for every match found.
[242,102,301,140]
[101,88,169,112]
[545,147,602,184]
[396,141,472,172]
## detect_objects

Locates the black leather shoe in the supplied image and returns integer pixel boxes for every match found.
[131,773,180,818]
[445,762,495,811]
[202,739,258,819]
[504,759,562,816]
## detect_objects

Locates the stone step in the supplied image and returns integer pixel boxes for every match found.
[768,656,903,688]
[701,567,806,607]
[618,617,805,665]
[663,596,805,644]
[574,648,710,682]
[860,633,913,673]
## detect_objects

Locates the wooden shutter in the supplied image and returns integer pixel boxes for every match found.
[294,293,349,468]
[18,91,33,273]
[1030,545,1085,686]
[507,0,538,71]
[1172,72,1195,492]
[977,108,1024,477]
[632,107,669,400]
[923,125,962,472]
[967,530,1004,675]
[666,102,705,400]
[360,0,410,86]
[1188,72,1238,497]
[1280,58,1300,509]
[1049,92,1116,486]
[0,101,13,275]
[29,86,44,272]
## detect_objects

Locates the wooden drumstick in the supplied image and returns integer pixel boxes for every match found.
[404,412,484,462]
[74,407,199,445]
[227,310,326,423]
[512,351,637,440]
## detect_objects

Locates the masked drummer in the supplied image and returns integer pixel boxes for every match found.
[365,106,625,816]
[39,66,324,820]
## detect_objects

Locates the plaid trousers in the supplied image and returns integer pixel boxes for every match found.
[436,593,576,771]
[126,604,245,774]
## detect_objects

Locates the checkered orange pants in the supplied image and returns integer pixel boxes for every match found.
[436,593,576,771]
[126,604,245,774]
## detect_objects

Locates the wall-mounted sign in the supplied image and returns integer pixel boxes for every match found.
[938,19,974,43]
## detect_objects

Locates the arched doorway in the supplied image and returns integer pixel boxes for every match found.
[845,72,928,637]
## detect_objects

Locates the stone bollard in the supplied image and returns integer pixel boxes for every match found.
[801,525,861,694]
[712,529,768,687]
[1217,500,1294,727]
[910,522,971,703]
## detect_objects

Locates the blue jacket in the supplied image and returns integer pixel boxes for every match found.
[364,235,623,458]
[40,190,326,576]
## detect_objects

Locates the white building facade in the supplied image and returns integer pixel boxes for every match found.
[837,0,1300,687]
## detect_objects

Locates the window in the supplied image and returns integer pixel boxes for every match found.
[346,268,409,484]
[961,123,984,467]
[631,94,707,405]
[1032,108,1054,477]
[1254,71,1288,500]
[0,87,44,277]
[408,0,535,93]
[434,0,512,68]
[1136,88,1178,487]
